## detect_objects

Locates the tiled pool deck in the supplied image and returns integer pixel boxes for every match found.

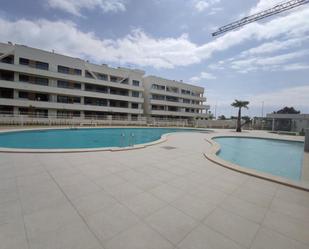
[1,130,309,249]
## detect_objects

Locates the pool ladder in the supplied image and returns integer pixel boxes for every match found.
[119,133,135,147]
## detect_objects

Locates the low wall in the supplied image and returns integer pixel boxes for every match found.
[195,119,238,129]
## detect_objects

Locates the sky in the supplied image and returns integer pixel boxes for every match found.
[0,0,309,118]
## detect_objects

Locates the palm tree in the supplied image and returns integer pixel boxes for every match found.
[231,100,249,132]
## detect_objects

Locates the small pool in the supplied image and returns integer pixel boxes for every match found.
[214,137,304,181]
[0,128,207,150]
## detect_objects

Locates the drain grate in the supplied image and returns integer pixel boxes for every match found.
[161,146,177,150]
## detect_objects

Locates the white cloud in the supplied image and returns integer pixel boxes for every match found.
[190,71,216,82]
[47,0,127,16]
[1,2,309,69]
[230,49,309,73]
[250,85,309,108]
[249,0,286,15]
[194,0,220,12]
[281,63,309,71]
[239,36,309,57]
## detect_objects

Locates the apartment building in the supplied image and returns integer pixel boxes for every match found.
[143,76,209,120]
[0,42,209,123]
[0,42,145,120]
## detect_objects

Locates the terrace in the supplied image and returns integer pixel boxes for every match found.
[0,130,308,249]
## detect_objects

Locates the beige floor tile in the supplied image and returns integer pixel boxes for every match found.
[28,221,102,249]
[71,190,118,217]
[104,222,174,249]
[270,198,309,222]
[220,196,267,223]
[251,227,308,249]
[0,219,28,249]
[86,202,140,242]
[170,194,216,221]
[232,187,273,208]
[190,186,228,205]
[120,192,167,218]
[103,182,144,201]
[24,202,81,238]
[204,208,260,248]
[149,184,185,203]
[145,206,198,244]
[263,210,309,245]
[178,224,244,249]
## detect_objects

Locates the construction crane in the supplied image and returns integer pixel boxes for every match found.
[212,0,309,36]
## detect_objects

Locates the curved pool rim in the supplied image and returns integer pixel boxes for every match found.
[204,134,309,191]
[0,127,211,153]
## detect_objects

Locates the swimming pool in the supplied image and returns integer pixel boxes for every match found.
[214,137,304,181]
[0,128,207,150]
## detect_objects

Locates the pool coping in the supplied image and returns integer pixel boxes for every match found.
[204,133,309,191]
[0,127,211,153]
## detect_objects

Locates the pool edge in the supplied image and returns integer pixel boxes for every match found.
[204,134,309,192]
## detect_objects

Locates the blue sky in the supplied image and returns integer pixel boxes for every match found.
[1,0,309,117]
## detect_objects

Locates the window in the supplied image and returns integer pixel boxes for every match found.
[74,69,82,76]
[151,84,165,90]
[57,80,69,88]
[19,91,29,99]
[132,91,139,98]
[183,99,190,104]
[19,74,30,82]
[132,80,140,86]
[58,65,70,74]
[85,71,94,78]
[57,95,80,104]
[131,103,139,109]
[97,73,108,81]
[19,58,29,65]
[35,77,49,86]
[35,61,49,70]
[152,94,165,100]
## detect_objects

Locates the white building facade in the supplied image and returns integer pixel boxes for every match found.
[0,42,209,123]
[143,76,209,121]
[0,43,145,121]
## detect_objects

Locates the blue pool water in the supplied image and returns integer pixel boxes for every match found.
[214,137,304,181]
[0,128,207,149]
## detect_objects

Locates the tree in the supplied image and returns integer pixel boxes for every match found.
[231,100,249,132]
[218,115,226,120]
[274,107,300,114]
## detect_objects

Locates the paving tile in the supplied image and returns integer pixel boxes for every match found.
[120,192,167,219]
[28,221,102,249]
[178,224,244,249]
[92,174,127,188]
[71,190,118,217]
[24,202,81,238]
[220,196,267,223]
[270,198,309,222]
[0,188,19,205]
[145,206,198,244]
[0,200,23,226]
[20,188,67,215]
[190,186,228,205]
[149,184,185,203]
[263,210,309,245]
[61,180,102,200]
[86,202,140,242]
[170,194,216,221]
[232,187,273,208]
[0,219,28,249]
[276,186,309,209]
[204,207,260,248]
[251,227,308,249]
[103,182,144,201]
[104,222,174,249]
